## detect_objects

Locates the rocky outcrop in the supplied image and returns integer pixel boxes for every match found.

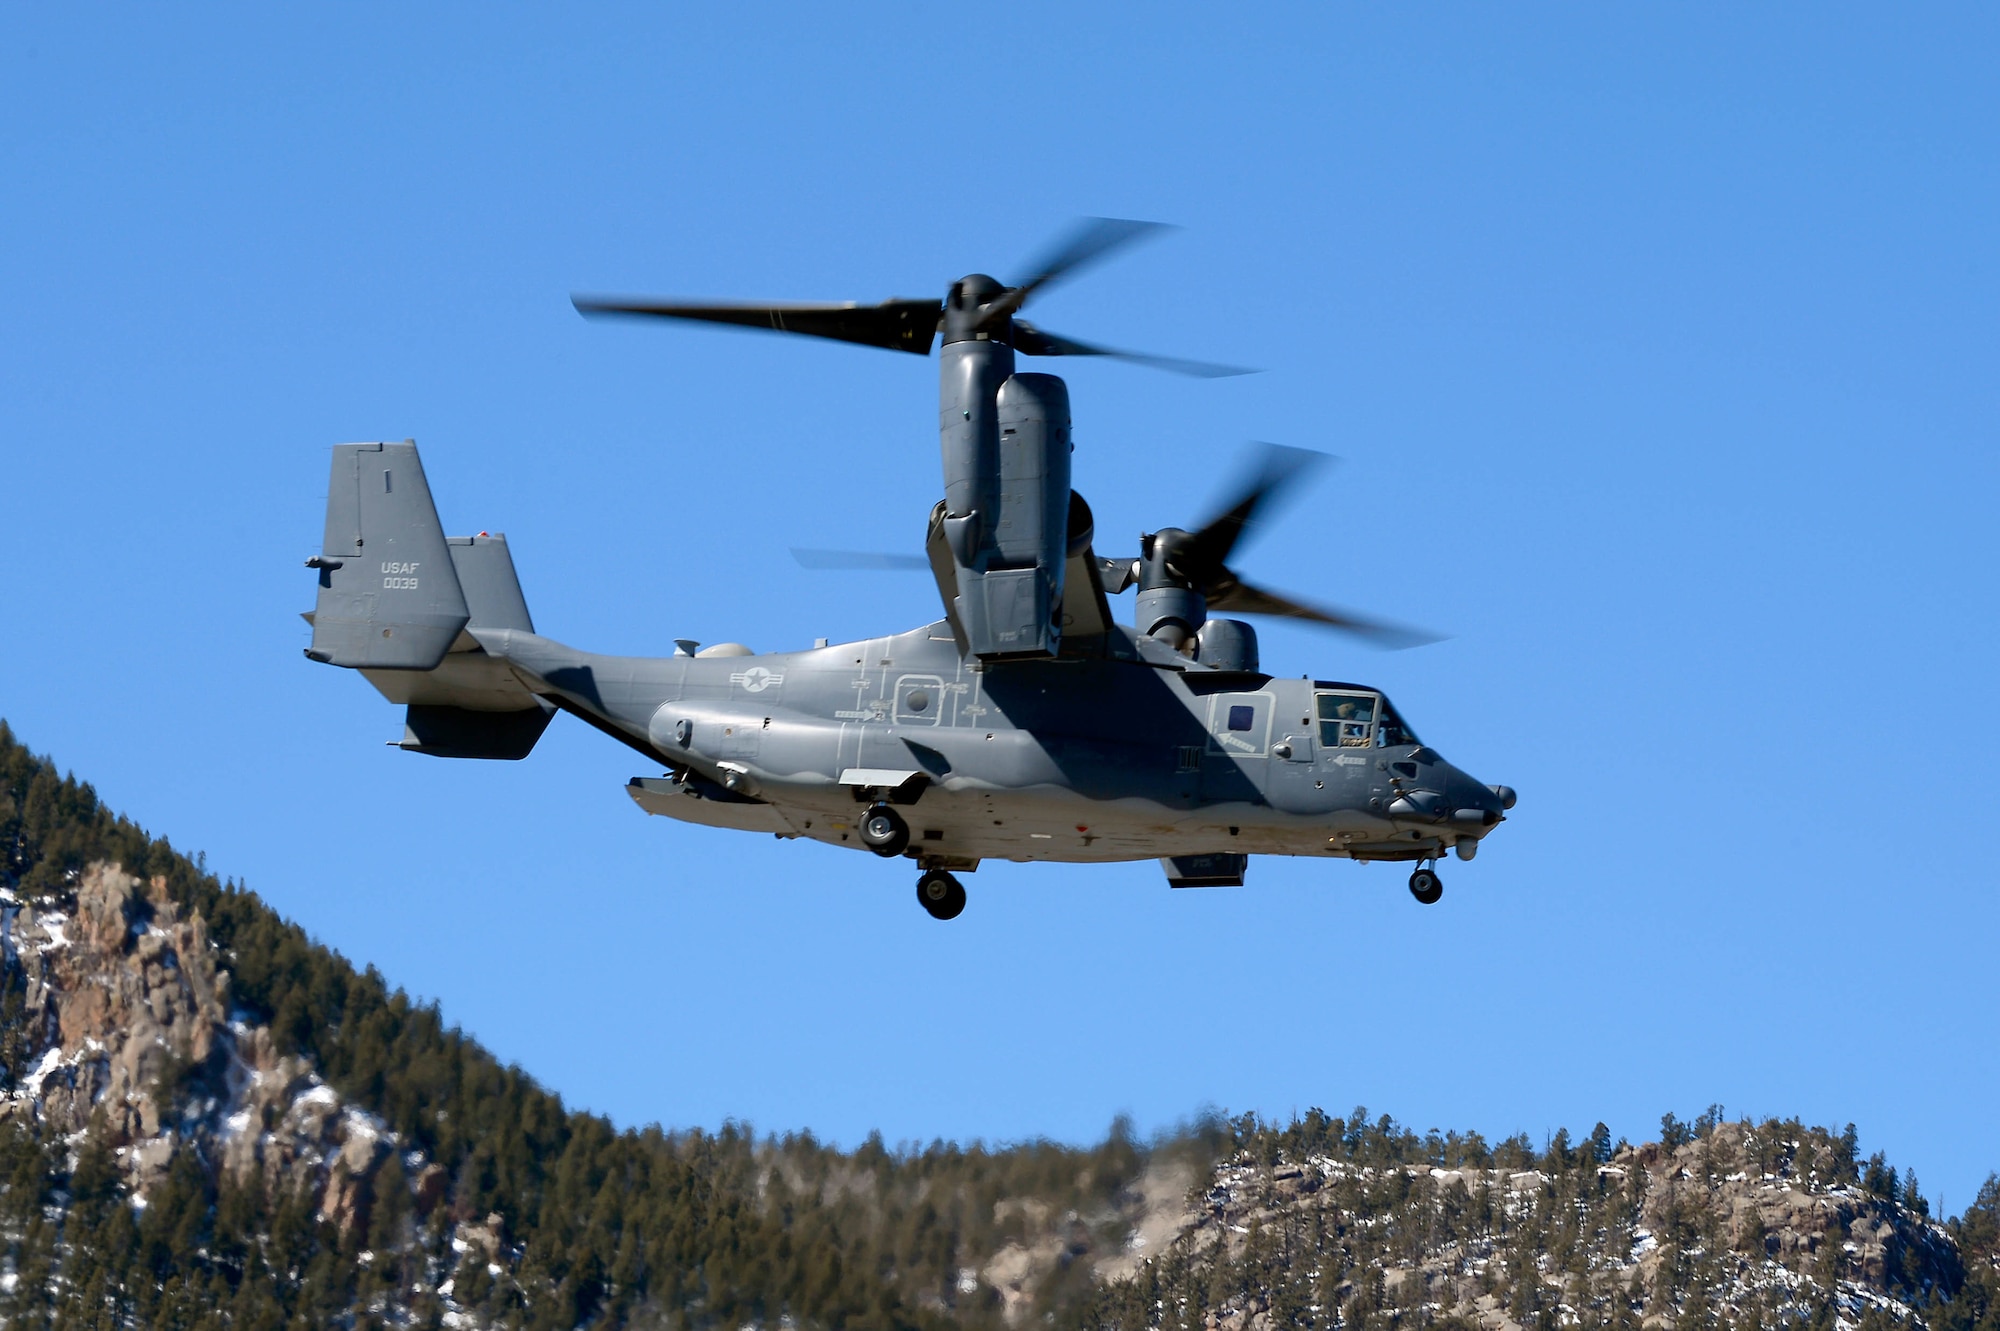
[1095,1129,1962,1330]
[1,863,472,1251]
[6,863,230,1157]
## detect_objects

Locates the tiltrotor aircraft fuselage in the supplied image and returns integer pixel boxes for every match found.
[303,221,1514,918]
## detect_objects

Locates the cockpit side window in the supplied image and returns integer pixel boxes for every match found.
[1315,691,1377,748]
[1375,697,1419,748]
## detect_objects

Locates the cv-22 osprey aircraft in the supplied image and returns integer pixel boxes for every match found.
[303,220,1514,919]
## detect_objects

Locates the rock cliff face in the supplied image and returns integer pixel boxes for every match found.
[2,863,488,1280]
[8,863,231,1162]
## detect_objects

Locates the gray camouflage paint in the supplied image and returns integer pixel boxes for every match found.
[303,445,1509,883]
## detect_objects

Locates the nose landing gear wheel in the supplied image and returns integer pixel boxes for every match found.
[859,803,910,857]
[916,870,966,920]
[1408,866,1443,905]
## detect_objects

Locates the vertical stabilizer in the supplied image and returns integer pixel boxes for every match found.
[307,442,469,669]
[445,535,533,633]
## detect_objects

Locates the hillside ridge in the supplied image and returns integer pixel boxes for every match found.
[2,720,1995,1331]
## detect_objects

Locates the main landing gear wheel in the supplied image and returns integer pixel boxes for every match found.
[859,803,910,857]
[1408,866,1443,905]
[916,870,966,920]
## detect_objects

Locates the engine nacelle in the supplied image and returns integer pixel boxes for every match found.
[1133,525,1208,652]
[993,373,1071,569]
[950,372,1072,659]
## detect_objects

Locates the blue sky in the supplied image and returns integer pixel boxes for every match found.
[4,8,1997,1210]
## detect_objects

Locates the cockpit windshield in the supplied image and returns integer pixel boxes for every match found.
[1314,687,1421,749]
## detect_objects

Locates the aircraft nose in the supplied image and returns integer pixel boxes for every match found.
[1445,769,1511,829]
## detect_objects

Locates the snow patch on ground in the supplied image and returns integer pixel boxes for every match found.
[19,1046,65,1097]
[342,1107,381,1142]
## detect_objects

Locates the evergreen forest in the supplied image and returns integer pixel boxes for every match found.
[1,721,1995,1331]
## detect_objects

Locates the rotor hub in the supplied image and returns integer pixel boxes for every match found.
[941,273,1011,346]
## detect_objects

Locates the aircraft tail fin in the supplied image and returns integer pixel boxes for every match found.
[307,441,470,669]
[444,534,534,634]
[306,441,555,760]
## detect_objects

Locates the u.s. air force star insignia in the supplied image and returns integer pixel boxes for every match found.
[730,666,783,693]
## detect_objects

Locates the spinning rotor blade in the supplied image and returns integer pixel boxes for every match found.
[791,548,930,571]
[575,219,1242,373]
[1152,443,1441,649]
[1178,443,1326,573]
[1205,578,1441,650]
[1012,321,1255,379]
[979,217,1170,328]
[571,296,942,356]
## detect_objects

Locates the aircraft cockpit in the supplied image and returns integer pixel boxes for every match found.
[1313,684,1420,750]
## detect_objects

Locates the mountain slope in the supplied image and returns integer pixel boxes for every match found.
[1,720,1995,1331]
[0,721,1186,1330]
[1077,1113,2000,1330]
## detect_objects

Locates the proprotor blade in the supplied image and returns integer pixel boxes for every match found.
[1013,321,1255,378]
[571,296,942,356]
[978,217,1171,329]
[1181,443,1327,572]
[1014,217,1170,305]
[1204,578,1442,650]
[1155,443,1442,649]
